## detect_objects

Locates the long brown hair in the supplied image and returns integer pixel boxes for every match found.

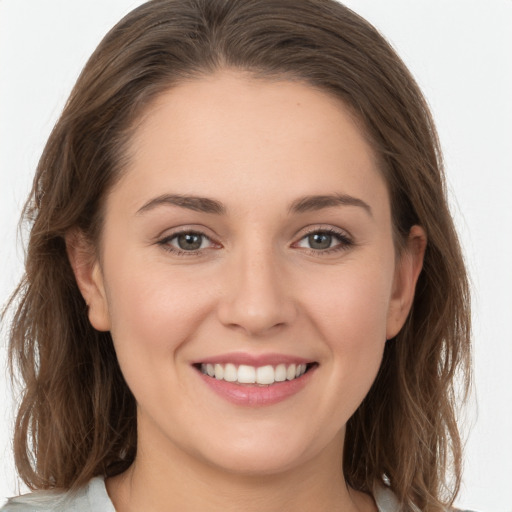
[4,1,471,510]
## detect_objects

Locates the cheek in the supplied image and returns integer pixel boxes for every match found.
[102,261,217,423]
[103,256,213,366]
[300,255,395,397]
[308,257,395,342]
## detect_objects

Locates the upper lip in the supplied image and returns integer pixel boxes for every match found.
[192,352,315,367]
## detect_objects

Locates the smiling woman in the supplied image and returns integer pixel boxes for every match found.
[1,1,471,512]
[68,76,424,489]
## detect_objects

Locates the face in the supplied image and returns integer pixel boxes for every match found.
[72,70,423,477]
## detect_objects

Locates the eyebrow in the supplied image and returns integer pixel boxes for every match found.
[136,192,372,217]
[136,194,226,215]
[288,194,373,217]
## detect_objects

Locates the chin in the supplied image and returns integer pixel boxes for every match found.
[204,448,310,477]
[189,425,336,478]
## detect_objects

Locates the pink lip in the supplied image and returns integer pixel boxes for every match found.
[194,362,317,407]
[194,352,313,367]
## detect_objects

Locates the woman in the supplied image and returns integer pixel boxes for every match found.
[1,0,471,511]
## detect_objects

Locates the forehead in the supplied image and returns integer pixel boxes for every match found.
[112,70,388,218]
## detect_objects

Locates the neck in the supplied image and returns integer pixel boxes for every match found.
[106,422,376,512]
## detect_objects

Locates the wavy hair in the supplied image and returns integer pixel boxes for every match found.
[4,1,471,510]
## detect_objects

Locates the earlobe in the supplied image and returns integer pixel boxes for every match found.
[386,225,427,340]
[66,230,111,332]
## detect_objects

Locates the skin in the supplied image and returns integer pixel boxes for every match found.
[68,70,426,512]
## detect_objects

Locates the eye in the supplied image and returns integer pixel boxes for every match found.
[302,232,335,250]
[173,232,207,251]
[158,231,217,254]
[294,228,353,253]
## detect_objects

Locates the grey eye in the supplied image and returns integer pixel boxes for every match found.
[307,233,333,250]
[176,233,204,250]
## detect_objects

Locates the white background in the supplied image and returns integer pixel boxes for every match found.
[1,1,511,510]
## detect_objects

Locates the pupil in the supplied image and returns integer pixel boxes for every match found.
[178,233,202,250]
[309,233,332,250]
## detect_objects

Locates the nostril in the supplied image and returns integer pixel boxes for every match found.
[215,275,298,336]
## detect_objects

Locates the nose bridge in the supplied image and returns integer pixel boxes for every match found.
[217,238,296,336]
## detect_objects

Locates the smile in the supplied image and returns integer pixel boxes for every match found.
[194,357,318,406]
[199,362,310,385]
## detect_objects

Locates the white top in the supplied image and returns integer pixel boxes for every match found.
[1,476,400,511]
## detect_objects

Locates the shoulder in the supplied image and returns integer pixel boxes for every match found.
[373,483,400,512]
[373,483,478,512]
[0,477,115,512]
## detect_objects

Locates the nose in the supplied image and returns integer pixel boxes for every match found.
[216,245,297,337]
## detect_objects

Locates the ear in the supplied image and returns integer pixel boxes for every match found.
[386,225,427,340]
[66,230,111,332]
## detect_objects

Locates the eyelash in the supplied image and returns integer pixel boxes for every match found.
[295,227,354,256]
[157,230,217,256]
[156,227,354,256]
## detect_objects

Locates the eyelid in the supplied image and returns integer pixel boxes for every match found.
[156,227,222,255]
[153,223,219,241]
[154,224,354,257]
[291,225,354,254]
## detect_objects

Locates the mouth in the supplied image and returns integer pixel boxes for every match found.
[194,362,318,386]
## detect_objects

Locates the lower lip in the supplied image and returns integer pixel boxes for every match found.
[196,366,316,407]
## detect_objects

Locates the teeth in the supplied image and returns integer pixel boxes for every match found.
[256,365,275,385]
[275,364,287,382]
[200,362,309,385]
[238,364,256,384]
[214,364,224,380]
[224,363,237,382]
